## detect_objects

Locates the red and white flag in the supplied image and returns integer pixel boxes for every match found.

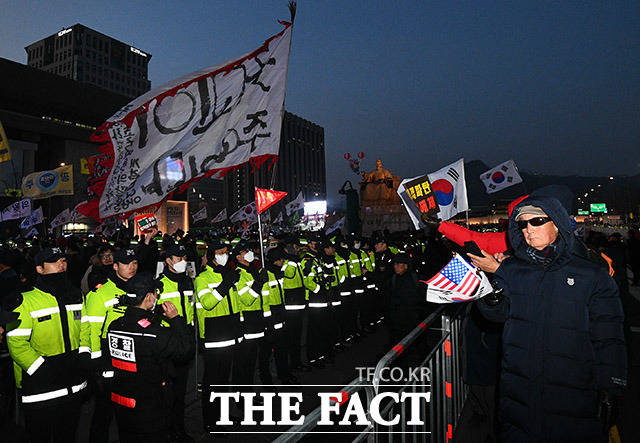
[79,20,293,220]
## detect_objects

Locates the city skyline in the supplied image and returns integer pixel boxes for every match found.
[1,1,638,205]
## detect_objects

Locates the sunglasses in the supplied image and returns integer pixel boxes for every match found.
[517,217,551,229]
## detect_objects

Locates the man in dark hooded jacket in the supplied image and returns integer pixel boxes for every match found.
[470,186,627,443]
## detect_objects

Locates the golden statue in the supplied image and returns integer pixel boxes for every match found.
[360,158,400,204]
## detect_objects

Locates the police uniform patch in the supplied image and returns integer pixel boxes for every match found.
[108,333,136,362]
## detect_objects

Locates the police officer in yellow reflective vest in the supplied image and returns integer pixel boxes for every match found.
[81,247,138,443]
[157,244,195,442]
[282,237,310,371]
[105,272,194,443]
[231,242,269,394]
[194,240,241,432]
[7,247,88,442]
[257,246,292,383]
[333,237,352,347]
[302,236,333,368]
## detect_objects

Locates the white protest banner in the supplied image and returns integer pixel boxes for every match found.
[326,217,345,235]
[211,208,227,223]
[193,207,207,222]
[94,21,293,219]
[20,207,44,230]
[1,199,31,221]
[285,191,304,215]
[50,208,72,228]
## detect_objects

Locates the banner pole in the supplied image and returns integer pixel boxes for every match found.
[256,188,266,266]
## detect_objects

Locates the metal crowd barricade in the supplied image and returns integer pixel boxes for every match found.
[275,305,468,442]
[273,377,376,443]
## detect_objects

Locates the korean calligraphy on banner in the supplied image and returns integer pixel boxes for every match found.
[89,21,293,219]
[403,175,440,220]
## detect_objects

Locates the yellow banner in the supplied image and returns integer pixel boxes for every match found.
[0,121,11,163]
[22,165,74,199]
[80,157,90,175]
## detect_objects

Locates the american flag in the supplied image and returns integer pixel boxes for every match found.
[426,254,481,296]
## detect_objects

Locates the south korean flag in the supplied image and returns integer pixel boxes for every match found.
[480,159,523,194]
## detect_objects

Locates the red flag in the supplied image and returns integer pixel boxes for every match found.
[255,188,287,214]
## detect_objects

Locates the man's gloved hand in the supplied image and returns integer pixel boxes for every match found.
[221,268,240,285]
[597,390,619,434]
[483,287,504,307]
[303,260,313,274]
[257,269,270,286]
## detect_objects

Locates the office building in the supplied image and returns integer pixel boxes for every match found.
[224,111,326,213]
[25,24,151,98]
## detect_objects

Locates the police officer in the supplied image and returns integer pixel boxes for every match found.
[257,247,292,383]
[302,237,333,368]
[282,237,310,372]
[371,236,396,325]
[81,247,138,443]
[194,240,241,431]
[7,247,87,442]
[105,273,194,443]
[157,244,195,442]
[231,242,268,395]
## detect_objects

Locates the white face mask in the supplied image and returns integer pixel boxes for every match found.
[244,251,255,263]
[354,242,361,249]
[173,259,187,273]
[215,253,229,266]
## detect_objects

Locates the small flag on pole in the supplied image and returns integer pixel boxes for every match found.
[193,206,207,222]
[211,208,227,223]
[255,188,287,214]
[426,254,481,296]
[480,159,523,194]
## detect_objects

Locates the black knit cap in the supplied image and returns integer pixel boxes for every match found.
[34,247,65,267]
[121,273,163,306]
[166,244,187,258]
[114,248,137,264]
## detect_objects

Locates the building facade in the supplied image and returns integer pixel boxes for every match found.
[25,24,151,98]
[224,111,326,214]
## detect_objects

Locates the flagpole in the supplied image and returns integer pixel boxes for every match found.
[268,1,295,192]
[256,189,266,267]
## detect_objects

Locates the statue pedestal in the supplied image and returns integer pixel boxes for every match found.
[360,204,412,236]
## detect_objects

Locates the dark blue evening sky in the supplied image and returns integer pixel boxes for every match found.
[1,1,638,204]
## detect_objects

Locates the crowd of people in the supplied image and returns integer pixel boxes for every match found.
[0,223,449,442]
[0,185,637,442]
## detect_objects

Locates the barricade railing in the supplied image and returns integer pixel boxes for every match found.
[275,305,468,442]
[273,377,376,443]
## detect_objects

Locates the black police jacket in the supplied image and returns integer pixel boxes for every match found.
[103,307,194,432]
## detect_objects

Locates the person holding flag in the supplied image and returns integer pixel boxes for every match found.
[470,186,627,442]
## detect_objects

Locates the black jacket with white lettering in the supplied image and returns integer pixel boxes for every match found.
[102,307,194,432]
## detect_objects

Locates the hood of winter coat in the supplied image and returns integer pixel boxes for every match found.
[508,185,576,268]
